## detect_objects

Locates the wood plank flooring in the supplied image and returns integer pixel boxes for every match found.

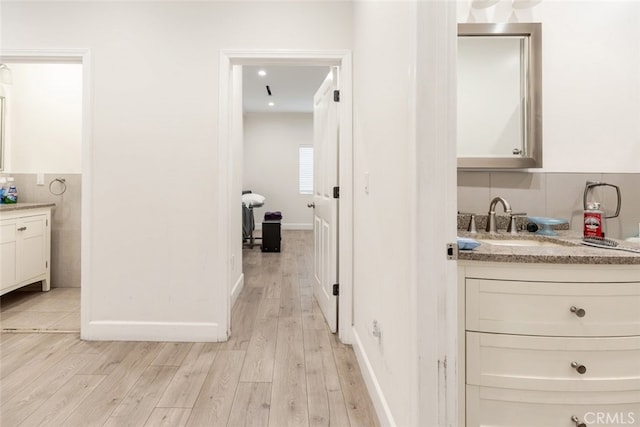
[0,230,379,426]
[0,287,80,333]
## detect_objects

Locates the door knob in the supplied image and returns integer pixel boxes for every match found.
[307,202,315,208]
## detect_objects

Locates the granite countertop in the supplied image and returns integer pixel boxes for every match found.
[0,202,56,212]
[457,230,640,265]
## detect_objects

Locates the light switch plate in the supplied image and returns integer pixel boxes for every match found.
[36,173,45,186]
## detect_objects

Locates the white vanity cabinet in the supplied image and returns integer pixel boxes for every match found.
[0,207,52,296]
[458,262,640,427]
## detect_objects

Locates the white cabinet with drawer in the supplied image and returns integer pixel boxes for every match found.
[459,262,640,427]
[467,333,640,392]
[466,385,640,427]
[0,207,52,296]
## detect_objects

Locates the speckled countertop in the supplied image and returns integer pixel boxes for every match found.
[457,230,640,265]
[0,202,56,212]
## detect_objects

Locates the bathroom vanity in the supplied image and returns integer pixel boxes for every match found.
[457,233,640,427]
[0,203,54,296]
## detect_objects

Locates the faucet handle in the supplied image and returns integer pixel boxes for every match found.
[507,213,527,235]
[467,214,478,234]
[459,213,478,233]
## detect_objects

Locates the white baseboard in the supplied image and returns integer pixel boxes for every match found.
[255,223,312,231]
[231,273,244,308]
[81,320,222,342]
[351,327,396,427]
[282,223,313,230]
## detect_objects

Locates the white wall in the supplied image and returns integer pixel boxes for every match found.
[2,1,353,341]
[351,3,458,426]
[458,0,640,173]
[352,3,418,426]
[2,63,82,173]
[243,112,313,230]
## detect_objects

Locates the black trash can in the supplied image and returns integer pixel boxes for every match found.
[261,220,281,252]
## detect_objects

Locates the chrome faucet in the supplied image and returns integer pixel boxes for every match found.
[486,197,512,233]
[507,212,527,235]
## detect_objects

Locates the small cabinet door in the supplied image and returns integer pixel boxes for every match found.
[16,215,47,284]
[0,220,17,289]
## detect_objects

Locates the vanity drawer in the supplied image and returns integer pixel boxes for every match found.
[0,221,16,244]
[466,279,640,336]
[466,332,640,392]
[466,385,640,427]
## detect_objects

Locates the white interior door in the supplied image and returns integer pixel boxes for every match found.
[312,68,339,333]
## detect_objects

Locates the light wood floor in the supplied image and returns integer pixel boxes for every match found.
[0,230,379,427]
[1,287,80,333]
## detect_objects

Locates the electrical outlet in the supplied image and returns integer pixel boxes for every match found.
[372,320,381,340]
[364,172,370,194]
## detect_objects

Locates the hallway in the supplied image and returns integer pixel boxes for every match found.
[0,230,379,426]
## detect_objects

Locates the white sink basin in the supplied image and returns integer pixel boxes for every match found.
[478,239,564,247]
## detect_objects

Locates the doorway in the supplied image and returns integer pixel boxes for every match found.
[0,49,89,334]
[218,50,354,344]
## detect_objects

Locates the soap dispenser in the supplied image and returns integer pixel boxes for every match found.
[0,177,6,204]
[4,177,17,204]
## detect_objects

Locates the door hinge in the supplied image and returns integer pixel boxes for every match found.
[447,243,458,260]
[332,283,339,296]
[46,219,49,227]
[333,186,340,199]
[333,90,340,102]
[46,261,48,268]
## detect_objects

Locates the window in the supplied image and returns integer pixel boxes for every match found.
[299,145,313,194]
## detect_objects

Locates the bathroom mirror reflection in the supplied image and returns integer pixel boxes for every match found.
[457,23,542,169]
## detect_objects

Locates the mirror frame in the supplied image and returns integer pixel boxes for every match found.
[0,96,4,171]
[457,23,542,169]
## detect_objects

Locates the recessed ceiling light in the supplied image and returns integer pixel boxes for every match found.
[268,102,275,107]
[258,70,267,77]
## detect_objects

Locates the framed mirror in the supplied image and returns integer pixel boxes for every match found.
[0,96,4,171]
[457,23,542,169]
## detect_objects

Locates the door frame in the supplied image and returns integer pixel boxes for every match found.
[0,48,91,337]
[218,49,354,343]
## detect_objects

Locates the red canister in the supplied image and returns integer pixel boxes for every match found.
[584,202,605,238]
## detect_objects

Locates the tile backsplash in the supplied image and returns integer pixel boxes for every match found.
[2,173,81,288]
[2,170,636,290]
[458,171,640,240]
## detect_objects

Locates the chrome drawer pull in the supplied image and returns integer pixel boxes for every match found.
[571,361,587,374]
[570,306,586,317]
[571,415,587,427]
[17,226,27,231]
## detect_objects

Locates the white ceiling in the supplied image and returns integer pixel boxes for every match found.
[242,65,330,114]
